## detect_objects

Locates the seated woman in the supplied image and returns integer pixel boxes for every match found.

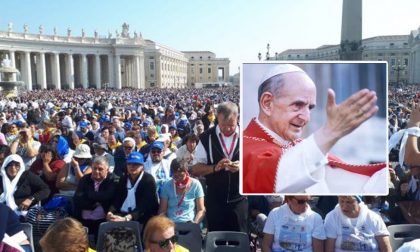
[73,156,118,241]
[56,144,92,196]
[39,217,94,252]
[0,203,32,252]
[143,215,189,252]
[262,196,325,252]
[324,196,392,252]
[30,144,66,197]
[0,154,50,216]
[158,159,205,224]
[107,152,158,225]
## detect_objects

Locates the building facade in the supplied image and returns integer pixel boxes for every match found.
[0,23,227,90]
[409,27,420,84]
[182,51,230,87]
[144,40,188,89]
[273,32,418,84]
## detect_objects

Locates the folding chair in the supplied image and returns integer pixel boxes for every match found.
[388,224,420,251]
[175,222,203,252]
[96,221,143,252]
[205,231,250,252]
[21,222,35,252]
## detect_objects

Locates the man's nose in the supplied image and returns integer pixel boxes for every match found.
[298,107,311,122]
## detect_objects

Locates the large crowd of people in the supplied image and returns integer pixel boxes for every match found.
[0,85,418,251]
[0,87,241,251]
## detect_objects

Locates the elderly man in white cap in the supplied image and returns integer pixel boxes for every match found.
[243,64,387,194]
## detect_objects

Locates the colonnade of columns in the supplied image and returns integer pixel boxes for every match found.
[1,50,145,90]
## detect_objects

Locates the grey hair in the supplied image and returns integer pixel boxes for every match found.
[216,101,238,120]
[92,155,109,167]
[122,137,136,145]
[257,74,287,103]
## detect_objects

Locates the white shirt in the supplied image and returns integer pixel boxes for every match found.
[324,204,389,252]
[193,125,239,165]
[396,239,420,252]
[176,145,195,165]
[263,204,326,252]
[144,158,171,182]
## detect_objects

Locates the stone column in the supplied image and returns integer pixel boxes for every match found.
[8,51,16,81]
[95,54,101,89]
[23,52,32,90]
[52,53,61,90]
[66,54,74,89]
[115,54,121,89]
[37,52,47,89]
[107,54,114,88]
[9,51,16,68]
[134,55,141,89]
[138,54,145,89]
[81,54,88,89]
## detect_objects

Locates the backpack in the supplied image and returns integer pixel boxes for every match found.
[25,205,69,237]
[103,227,138,252]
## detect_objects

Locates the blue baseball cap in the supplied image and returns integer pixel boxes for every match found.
[150,141,164,151]
[126,152,144,165]
[14,121,24,127]
[124,122,133,130]
[79,121,88,128]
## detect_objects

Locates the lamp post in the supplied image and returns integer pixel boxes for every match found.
[392,60,406,86]
[266,43,270,60]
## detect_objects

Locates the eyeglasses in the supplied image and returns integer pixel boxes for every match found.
[7,162,21,170]
[150,235,178,248]
[292,197,310,205]
[151,149,162,154]
[124,146,134,150]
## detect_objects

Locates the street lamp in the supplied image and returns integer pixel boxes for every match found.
[392,60,406,86]
[266,43,270,60]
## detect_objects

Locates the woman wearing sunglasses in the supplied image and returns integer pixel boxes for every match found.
[158,159,205,224]
[143,215,188,252]
[262,195,326,252]
[324,196,392,252]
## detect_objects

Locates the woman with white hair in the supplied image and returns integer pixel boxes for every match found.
[0,154,50,215]
[324,196,392,252]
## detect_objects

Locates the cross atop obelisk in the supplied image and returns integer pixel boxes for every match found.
[340,0,362,60]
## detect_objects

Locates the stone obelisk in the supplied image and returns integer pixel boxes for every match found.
[340,0,362,60]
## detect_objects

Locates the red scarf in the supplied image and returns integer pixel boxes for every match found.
[175,174,190,189]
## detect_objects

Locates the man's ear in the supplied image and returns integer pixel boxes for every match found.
[259,92,274,116]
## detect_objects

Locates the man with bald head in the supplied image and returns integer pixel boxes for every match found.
[243,64,387,194]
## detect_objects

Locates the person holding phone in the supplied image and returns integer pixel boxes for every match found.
[10,127,41,169]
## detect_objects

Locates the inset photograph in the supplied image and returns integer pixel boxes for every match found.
[241,62,388,195]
